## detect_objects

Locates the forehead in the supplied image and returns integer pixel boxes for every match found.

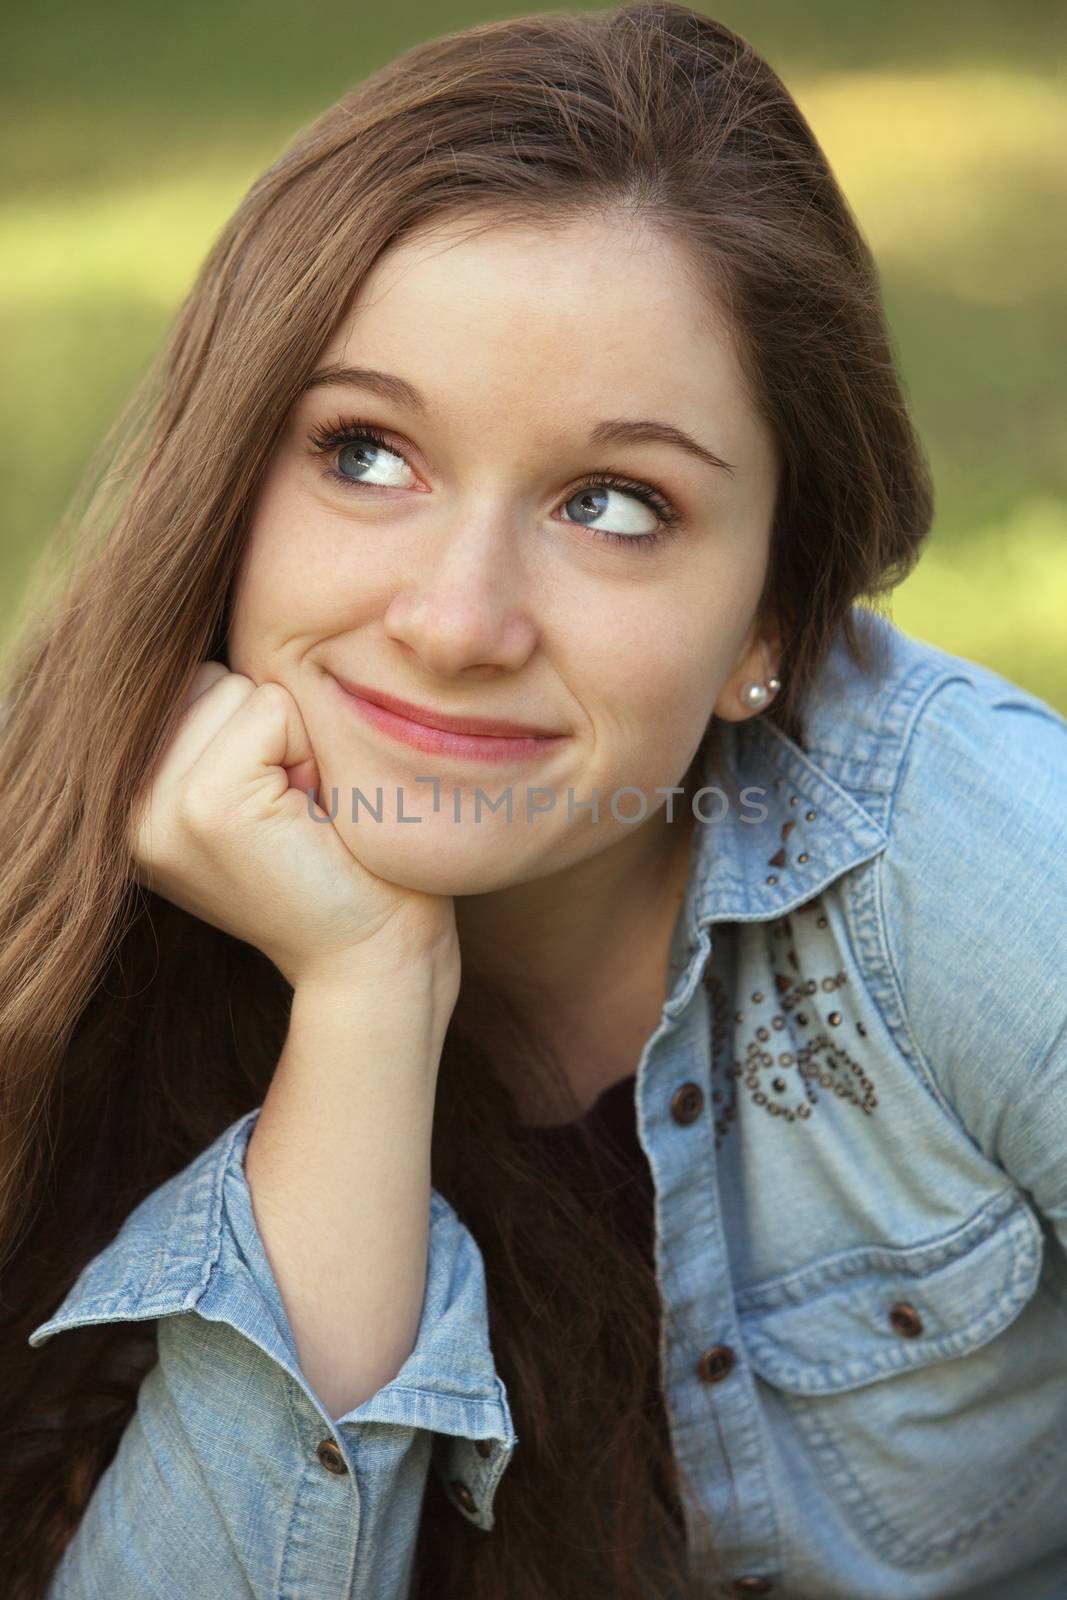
[336,212,710,323]
[315,214,759,437]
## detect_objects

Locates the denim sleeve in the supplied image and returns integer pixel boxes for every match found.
[29,1109,517,1599]
[877,674,1067,1247]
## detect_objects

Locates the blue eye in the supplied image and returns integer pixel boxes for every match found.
[335,435,413,489]
[559,479,679,547]
[306,414,683,551]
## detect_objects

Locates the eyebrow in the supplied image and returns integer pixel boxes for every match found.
[301,363,736,478]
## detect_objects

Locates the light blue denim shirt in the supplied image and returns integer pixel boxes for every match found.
[29,608,1067,1599]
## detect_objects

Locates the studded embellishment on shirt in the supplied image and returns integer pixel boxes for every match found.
[703,903,879,1149]
[762,811,819,888]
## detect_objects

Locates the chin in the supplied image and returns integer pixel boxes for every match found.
[331,817,539,898]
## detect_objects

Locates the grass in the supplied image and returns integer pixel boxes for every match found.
[2,1,1064,713]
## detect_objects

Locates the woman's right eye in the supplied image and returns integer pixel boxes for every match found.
[335,434,414,490]
[306,417,418,492]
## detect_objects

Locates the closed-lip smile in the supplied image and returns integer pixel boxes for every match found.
[330,674,564,738]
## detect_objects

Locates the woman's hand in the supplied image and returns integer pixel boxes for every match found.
[128,662,459,993]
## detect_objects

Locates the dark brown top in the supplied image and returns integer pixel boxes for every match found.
[517,1073,685,1540]
[521,1071,654,1262]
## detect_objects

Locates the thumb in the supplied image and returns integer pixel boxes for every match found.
[284,755,322,805]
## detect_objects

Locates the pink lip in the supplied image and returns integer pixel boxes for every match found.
[330,674,569,764]
[331,675,563,736]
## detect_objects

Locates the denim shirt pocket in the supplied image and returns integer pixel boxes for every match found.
[735,1190,1067,1573]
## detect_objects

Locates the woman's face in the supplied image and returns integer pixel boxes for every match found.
[227,213,780,896]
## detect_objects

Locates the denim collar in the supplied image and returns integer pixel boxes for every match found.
[679,607,924,940]
[685,712,890,933]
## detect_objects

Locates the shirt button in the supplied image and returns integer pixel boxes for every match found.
[474,1438,493,1458]
[671,1082,705,1124]
[889,1302,924,1338]
[450,1479,478,1515]
[731,1578,774,1596]
[316,1439,348,1475]
[697,1344,737,1384]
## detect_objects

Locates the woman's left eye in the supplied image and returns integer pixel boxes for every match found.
[306,416,682,550]
[558,481,674,545]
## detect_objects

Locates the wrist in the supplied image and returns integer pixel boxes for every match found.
[291,938,460,1014]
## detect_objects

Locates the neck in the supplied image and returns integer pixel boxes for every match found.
[454,767,700,1019]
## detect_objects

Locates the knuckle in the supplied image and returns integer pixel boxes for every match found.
[191,660,229,694]
[252,680,292,714]
[211,673,256,713]
[180,661,236,715]
[224,671,257,697]
[179,774,223,833]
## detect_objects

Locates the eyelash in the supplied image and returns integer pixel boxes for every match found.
[305,413,683,549]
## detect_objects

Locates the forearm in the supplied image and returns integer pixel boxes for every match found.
[32,1088,514,1597]
[243,956,454,1422]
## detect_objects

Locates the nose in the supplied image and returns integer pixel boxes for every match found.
[383,512,539,678]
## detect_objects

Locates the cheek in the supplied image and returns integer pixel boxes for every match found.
[569,638,708,803]
[226,544,292,675]
[228,498,369,664]
[584,603,723,730]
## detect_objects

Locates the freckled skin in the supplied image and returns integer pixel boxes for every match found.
[227,213,781,1084]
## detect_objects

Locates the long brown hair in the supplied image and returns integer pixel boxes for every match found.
[0,4,933,1595]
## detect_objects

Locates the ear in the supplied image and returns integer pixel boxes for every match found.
[713,614,782,724]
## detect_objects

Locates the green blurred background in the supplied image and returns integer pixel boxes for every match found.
[2,1,1065,709]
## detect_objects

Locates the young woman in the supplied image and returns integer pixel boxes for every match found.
[2,4,1064,1598]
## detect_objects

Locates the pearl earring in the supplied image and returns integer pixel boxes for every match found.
[741,675,781,710]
